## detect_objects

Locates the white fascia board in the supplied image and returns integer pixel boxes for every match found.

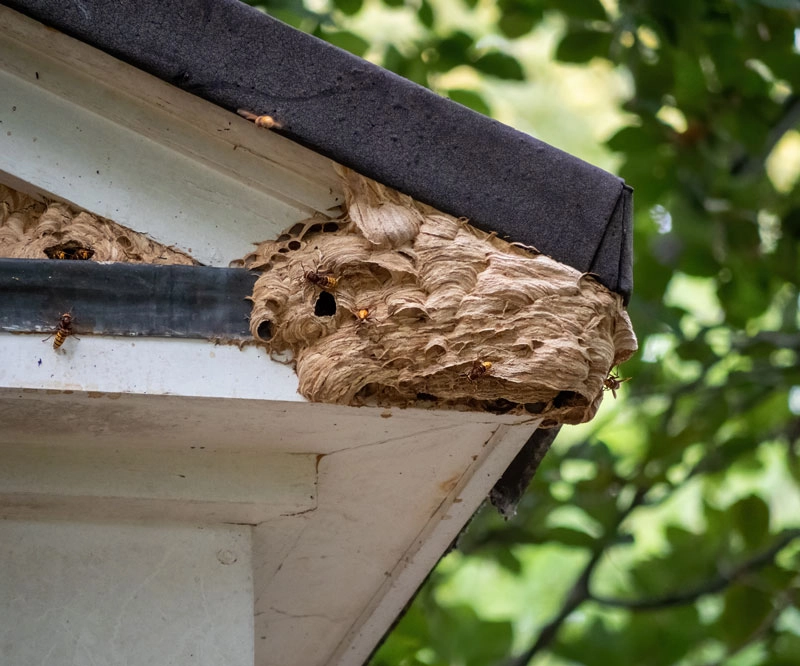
[0,333,302,402]
[0,6,345,267]
[0,331,540,665]
[0,383,538,666]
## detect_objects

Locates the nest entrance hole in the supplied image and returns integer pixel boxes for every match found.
[314,291,337,317]
[256,320,273,341]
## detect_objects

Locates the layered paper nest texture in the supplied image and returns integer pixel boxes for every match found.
[243,168,637,425]
[1,175,636,425]
[0,184,194,265]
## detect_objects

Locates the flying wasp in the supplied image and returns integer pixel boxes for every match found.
[603,371,631,398]
[465,360,492,382]
[43,312,77,351]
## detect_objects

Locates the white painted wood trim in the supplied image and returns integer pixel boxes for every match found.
[0,6,346,267]
[1,385,538,666]
[329,424,535,666]
[0,333,303,402]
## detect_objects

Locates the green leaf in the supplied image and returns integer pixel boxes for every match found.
[692,436,759,477]
[544,0,607,21]
[382,44,428,85]
[498,12,537,39]
[631,57,676,105]
[672,52,710,113]
[607,127,647,154]
[428,31,473,73]
[323,30,370,56]
[417,0,434,28]
[770,633,800,665]
[755,0,800,8]
[494,548,523,575]
[715,585,774,648]
[626,526,723,597]
[446,89,491,116]
[730,495,770,550]
[427,605,513,666]
[370,601,441,666]
[627,606,705,665]
[555,606,705,666]
[555,29,612,63]
[498,0,543,39]
[544,526,596,549]
[382,0,406,6]
[552,617,629,664]
[332,0,363,15]
[472,52,525,80]
[266,7,318,30]
[675,338,715,363]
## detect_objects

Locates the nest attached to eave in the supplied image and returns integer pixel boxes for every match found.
[0,184,196,265]
[239,167,637,426]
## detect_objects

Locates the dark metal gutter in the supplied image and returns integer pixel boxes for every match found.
[0,259,255,339]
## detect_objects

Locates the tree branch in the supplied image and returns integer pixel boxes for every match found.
[588,529,800,611]
[501,487,648,666]
[502,548,601,666]
[703,583,797,666]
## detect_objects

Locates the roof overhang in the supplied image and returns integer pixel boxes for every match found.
[5,0,633,301]
[0,7,548,665]
[0,4,633,664]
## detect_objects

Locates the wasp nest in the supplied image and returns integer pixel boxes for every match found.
[0,184,195,265]
[241,167,637,425]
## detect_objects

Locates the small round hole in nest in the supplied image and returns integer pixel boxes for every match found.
[552,390,582,409]
[485,399,517,414]
[524,402,546,414]
[256,320,273,340]
[314,291,336,317]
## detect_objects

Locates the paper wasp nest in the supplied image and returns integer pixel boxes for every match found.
[241,168,637,425]
[0,184,195,265]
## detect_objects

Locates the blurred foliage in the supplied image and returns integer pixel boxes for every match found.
[242,0,800,663]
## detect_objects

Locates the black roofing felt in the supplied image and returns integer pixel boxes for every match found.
[7,0,633,301]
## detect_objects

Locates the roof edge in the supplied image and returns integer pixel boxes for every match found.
[5,0,633,301]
